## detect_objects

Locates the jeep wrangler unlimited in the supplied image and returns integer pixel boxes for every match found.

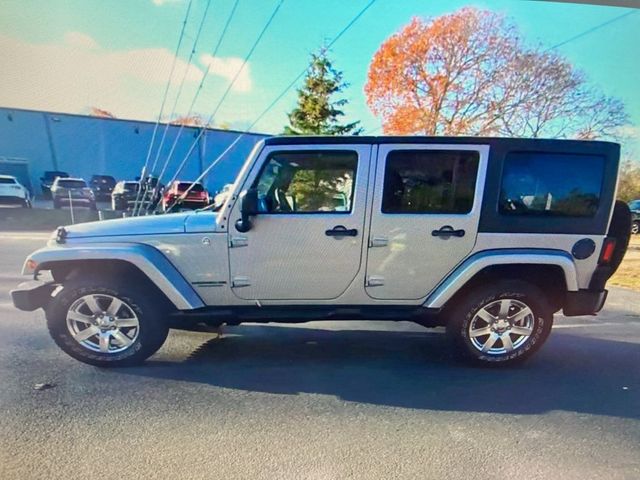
[11,137,631,367]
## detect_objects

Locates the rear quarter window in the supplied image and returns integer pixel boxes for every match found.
[499,152,605,218]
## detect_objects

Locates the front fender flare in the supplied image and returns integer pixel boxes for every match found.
[424,249,579,309]
[23,243,205,310]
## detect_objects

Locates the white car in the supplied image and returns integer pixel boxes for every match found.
[0,175,31,208]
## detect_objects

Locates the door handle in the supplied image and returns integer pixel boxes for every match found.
[432,225,465,238]
[325,225,358,237]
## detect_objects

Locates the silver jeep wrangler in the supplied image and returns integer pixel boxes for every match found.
[11,137,631,367]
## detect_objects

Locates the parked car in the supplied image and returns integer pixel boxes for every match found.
[630,199,640,234]
[90,175,117,200]
[162,181,209,212]
[50,177,96,210]
[40,170,69,198]
[0,174,32,207]
[11,137,630,368]
[111,181,146,211]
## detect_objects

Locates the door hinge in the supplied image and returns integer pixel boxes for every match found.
[229,235,248,248]
[369,236,388,248]
[231,276,251,288]
[366,276,385,287]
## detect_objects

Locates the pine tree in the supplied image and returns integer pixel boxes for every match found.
[284,48,362,135]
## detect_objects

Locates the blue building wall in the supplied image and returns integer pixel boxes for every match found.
[0,107,268,195]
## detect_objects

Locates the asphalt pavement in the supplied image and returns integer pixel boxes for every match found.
[0,233,639,480]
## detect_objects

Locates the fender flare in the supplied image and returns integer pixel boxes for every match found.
[423,249,579,309]
[23,243,205,310]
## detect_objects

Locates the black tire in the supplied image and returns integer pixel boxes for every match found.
[45,277,169,367]
[446,280,553,367]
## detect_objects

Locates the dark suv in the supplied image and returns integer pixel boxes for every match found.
[630,200,640,234]
[90,175,117,200]
[40,170,69,198]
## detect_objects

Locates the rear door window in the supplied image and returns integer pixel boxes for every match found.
[500,152,604,217]
[381,150,479,214]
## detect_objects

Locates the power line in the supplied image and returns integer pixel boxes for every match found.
[147,0,241,213]
[133,0,193,215]
[162,0,286,206]
[134,0,213,215]
[149,0,213,176]
[165,0,378,213]
[548,9,637,50]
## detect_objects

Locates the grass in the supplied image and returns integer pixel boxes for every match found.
[609,235,640,291]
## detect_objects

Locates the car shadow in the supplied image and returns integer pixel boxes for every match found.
[120,323,640,419]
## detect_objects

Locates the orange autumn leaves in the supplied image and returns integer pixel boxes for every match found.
[365,7,628,139]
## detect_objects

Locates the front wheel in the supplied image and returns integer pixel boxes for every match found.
[46,278,169,367]
[446,280,553,366]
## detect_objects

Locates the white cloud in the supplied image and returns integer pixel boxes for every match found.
[0,33,253,121]
[64,31,97,49]
[199,54,252,93]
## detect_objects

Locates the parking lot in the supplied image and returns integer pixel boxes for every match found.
[0,233,639,480]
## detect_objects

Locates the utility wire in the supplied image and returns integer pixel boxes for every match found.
[163,0,286,209]
[149,0,213,175]
[145,0,241,214]
[132,0,193,215]
[548,9,637,50]
[165,0,378,213]
[134,0,212,215]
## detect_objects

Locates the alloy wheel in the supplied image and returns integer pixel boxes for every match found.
[66,294,140,354]
[468,298,535,355]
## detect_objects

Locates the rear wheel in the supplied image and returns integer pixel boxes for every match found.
[46,278,169,367]
[446,280,553,366]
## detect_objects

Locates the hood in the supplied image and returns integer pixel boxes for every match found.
[63,212,191,239]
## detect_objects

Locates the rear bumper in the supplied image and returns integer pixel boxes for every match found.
[11,281,57,311]
[563,289,608,317]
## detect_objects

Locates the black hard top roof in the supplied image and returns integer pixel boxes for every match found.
[263,135,619,149]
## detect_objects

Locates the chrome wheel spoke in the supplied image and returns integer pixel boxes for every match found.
[74,326,99,342]
[98,332,111,352]
[84,295,102,315]
[470,326,492,338]
[475,308,497,324]
[115,318,138,328]
[501,332,514,352]
[106,298,123,316]
[510,326,533,336]
[498,300,511,319]
[68,311,94,325]
[509,308,532,324]
[481,333,500,352]
[111,330,133,347]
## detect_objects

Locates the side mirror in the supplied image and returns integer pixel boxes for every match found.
[235,188,259,232]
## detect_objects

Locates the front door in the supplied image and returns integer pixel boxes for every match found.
[228,145,372,301]
[365,144,488,300]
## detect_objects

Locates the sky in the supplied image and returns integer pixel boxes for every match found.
[0,0,638,158]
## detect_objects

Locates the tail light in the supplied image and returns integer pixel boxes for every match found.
[598,237,617,265]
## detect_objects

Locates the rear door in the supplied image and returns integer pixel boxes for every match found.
[228,144,372,301]
[365,143,488,300]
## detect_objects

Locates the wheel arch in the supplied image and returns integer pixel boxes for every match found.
[24,243,204,310]
[424,249,577,313]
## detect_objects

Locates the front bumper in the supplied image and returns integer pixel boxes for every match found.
[563,289,608,317]
[11,281,57,311]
